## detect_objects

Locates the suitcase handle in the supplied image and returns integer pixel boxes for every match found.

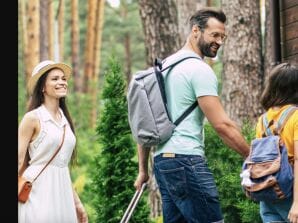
[120,183,147,223]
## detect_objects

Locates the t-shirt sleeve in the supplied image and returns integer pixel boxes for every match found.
[190,63,218,97]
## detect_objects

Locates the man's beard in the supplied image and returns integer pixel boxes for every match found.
[198,37,219,58]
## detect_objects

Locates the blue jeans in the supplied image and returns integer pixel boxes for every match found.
[260,197,292,223]
[153,154,224,223]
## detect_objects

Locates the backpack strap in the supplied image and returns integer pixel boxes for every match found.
[174,101,198,126]
[154,56,201,124]
[154,59,170,118]
[262,113,273,136]
[158,56,201,73]
[274,105,297,135]
[262,105,297,136]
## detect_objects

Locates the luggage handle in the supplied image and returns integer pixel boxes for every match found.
[120,183,147,223]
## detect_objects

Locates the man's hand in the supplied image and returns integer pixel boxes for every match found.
[134,172,149,191]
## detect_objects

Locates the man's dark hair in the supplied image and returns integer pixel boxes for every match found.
[260,62,298,110]
[189,7,226,31]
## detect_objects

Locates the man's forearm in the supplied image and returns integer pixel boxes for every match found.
[197,96,249,158]
[215,122,250,158]
[137,144,151,173]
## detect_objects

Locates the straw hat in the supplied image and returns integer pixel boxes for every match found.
[27,60,72,95]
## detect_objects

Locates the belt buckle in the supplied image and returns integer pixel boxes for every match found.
[162,153,175,158]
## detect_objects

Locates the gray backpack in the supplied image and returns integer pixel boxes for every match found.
[127,56,200,147]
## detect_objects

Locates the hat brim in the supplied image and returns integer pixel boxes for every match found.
[27,63,72,95]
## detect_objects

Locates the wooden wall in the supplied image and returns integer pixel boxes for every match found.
[280,0,298,65]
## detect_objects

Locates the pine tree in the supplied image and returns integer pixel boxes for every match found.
[92,56,151,223]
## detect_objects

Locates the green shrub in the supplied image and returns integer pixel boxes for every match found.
[91,56,151,223]
[204,122,262,223]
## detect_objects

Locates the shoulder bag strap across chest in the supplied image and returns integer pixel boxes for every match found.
[32,125,66,182]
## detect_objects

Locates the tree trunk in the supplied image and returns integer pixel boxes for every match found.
[19,0,27,84]
[48,0,54,60]
[221,0,263,126]
[175,0,204,45]
[137,0,181,218]
[83,0,97,93]
[26,0,40,84]
[124,33,132,84]
[40,0,49,61]
[57,0,65,61]
[93,0,105,82]
[90,0,105,128]
[138,0,181,66]
[264,0,274,82]
[148,150,162,218]
[120,0,132,84]
[71,0,81,92]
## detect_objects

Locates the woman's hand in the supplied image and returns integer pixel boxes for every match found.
[76,202,88,223]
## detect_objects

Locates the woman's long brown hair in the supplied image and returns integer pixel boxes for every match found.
[27,68,77,165]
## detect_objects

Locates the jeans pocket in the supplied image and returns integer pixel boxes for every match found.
[159,166,187,200]
[194,163,219,198]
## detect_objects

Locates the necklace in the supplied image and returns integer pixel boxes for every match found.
[51,110,62,123]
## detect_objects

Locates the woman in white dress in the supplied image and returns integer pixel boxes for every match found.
[18,60,88,223]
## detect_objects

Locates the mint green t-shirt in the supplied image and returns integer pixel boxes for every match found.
[154,49,218,158]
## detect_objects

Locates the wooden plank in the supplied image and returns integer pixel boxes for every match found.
[281,5,298,25]
[280,0,298,10]
[283,54,298,66]
[282,38,298,57]
[281,21,298,41]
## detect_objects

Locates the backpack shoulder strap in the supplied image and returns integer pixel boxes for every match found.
[154,56,201,124]
[174,101,198,126]
[274,105,298,135]
[159,56,201,73]
[262,113,273,136]
[163,56,201,80]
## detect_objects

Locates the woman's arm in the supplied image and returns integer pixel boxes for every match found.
[288,140,298,223]
[73,187,88,223]
[18,112,38,175]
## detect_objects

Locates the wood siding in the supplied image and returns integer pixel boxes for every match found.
[280,0,298,64]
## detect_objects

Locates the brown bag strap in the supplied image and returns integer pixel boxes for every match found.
[32,125,66,182]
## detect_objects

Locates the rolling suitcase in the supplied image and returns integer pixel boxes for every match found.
[120,183,147,223]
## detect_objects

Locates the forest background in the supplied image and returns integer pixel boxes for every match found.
[18,0,280,222]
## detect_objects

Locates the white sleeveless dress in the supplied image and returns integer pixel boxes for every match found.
[18,105,78,223]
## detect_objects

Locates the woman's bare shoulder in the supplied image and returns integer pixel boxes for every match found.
[20,110,39,127]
